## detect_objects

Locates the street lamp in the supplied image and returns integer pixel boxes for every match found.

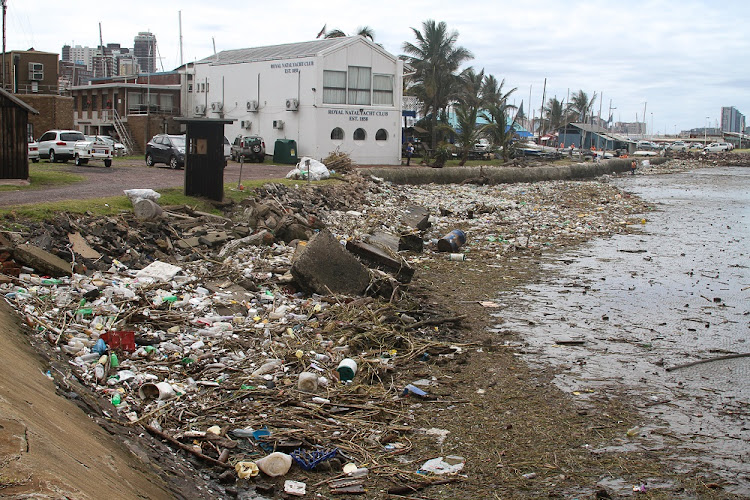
[650,113,654,138]
[704,117,709,146]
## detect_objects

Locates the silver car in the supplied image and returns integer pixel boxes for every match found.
[37,129,86,162]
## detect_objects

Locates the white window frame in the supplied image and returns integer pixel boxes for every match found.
[347,66,371,105]
[323,70,347,104]
[373,74,394,106]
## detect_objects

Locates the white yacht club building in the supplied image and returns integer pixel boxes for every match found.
[192,36,404,165]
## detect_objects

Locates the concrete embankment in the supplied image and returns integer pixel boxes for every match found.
[368,158,667,184]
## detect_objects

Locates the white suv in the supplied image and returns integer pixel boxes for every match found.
[37,129,86,163]
[703,142,730,153]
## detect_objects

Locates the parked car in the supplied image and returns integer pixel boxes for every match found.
[689,142,704,150]
[37,129,86,162]
[224,136,231,165]
[668,141,687,152]
[231,135,265,162]
[27,140,39,163]
[703,142,730,153]
[145,134,186,169]
[74,136,113,167]
[97,135,127,156]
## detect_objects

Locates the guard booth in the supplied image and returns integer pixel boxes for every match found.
[175,117,234,201]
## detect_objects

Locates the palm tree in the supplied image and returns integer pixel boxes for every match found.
[453,67,484,165]
[322,26,375,41]
[568,90,597,123]
[542,97,566,133]
[401,20,473,149]
[481,100,517,162]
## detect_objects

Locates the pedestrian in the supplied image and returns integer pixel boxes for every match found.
[569,144,574,158]
[406,142,414,166]
[630,159,637,175]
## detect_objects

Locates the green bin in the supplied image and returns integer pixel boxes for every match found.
[273,139,298,164]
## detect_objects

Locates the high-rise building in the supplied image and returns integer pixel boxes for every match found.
[721,106,745,133]
[134,32,157,74]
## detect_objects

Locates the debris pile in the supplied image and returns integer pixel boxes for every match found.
[0,170,662,497]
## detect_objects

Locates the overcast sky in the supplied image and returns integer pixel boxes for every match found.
[6,0,749,134]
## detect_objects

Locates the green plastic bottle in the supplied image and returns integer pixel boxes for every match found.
[111,393,121,406]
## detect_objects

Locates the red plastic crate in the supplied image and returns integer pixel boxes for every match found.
[101,331,136,353]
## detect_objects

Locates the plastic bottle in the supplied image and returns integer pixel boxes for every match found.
[337,358,358,382]
[111,393,121,406]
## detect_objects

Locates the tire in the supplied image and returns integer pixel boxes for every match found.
[104,159,112,168]
[75,154,82,166]
[252,145,261,153]
[31,158,39,163]
[169,156,178,169]
[49,150,56,163]
[145,153,154,167]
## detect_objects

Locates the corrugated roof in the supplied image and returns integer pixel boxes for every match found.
[197,37,359,65]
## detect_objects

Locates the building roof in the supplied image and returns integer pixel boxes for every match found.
[197,36,378,65]
[0,87,40,114]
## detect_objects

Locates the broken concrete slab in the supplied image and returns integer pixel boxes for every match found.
[135,261,182,281]
[401,205,431,231]
[198,231,230,247]
[12,244,72,277]
[345,240,414,283]
[67,232,102,260]
[291,229,371,295]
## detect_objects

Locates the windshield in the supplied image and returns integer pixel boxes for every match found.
[61,132,85,142]
[170,136,186,147]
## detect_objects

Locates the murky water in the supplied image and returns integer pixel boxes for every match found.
[496,167,750,495]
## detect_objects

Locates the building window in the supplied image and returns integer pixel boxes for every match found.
[375,129,388,141]
[373,74,393,106]
[353,128,366,141]
[348,66,371,105]
[331,127,344,141]
[188,83,193,92]
[101,95,108,109]
[91,95,97,111]
[323,70,346,104]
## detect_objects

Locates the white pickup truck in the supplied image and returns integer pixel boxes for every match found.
[74,136,114,167]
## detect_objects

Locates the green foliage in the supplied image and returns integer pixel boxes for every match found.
[430,142,453,168]
[401,20,473,149]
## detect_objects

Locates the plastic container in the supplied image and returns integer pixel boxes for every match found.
[437,229,466,252]
[298,372,319,392]
[256,452,292,477]
[448,253,466,261]
[337,358,358,382]
[100,331,136,353]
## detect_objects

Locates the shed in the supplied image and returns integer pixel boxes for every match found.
[0,87,39,180]
[175,117,234,201]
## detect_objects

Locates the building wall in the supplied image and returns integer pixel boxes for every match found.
[4,51,59,95]
[194,39,402,165]
[0,93,31,179]
[17,95,74,139]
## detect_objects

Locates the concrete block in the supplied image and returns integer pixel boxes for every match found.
[12,244,72,277]
[291,229,370,296]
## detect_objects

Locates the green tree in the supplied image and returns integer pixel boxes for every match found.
[401,20,473,149]
[322,26,375,40]
[542,97,567,133]
[568,90,597,123]
[453,67,484,166]
[478,74,517,161]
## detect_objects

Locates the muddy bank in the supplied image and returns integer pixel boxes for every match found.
[368,158,668,185]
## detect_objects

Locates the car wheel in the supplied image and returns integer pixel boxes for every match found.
[31,158,39,163]
[169,156,178,169]
[75,154,82,166]
[146,153,154,166]
[49,150,56,163]
[104,159,112,168]
[252,145,261,153]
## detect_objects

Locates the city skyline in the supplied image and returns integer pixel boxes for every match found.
[4,0,749,133]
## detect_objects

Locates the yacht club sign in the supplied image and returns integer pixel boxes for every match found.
[328,109,391,121]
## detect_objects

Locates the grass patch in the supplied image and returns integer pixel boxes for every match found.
[0,164,85,192]
[0,176,344,223]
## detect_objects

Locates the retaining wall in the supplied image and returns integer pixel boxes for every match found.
[367,158,668,185]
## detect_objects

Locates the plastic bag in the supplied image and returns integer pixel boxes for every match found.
[286,157,330,181]
[123,189,161,203]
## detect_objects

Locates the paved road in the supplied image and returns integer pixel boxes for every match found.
[0,158,296,207]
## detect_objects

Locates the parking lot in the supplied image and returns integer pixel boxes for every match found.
[0,158,297,207]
